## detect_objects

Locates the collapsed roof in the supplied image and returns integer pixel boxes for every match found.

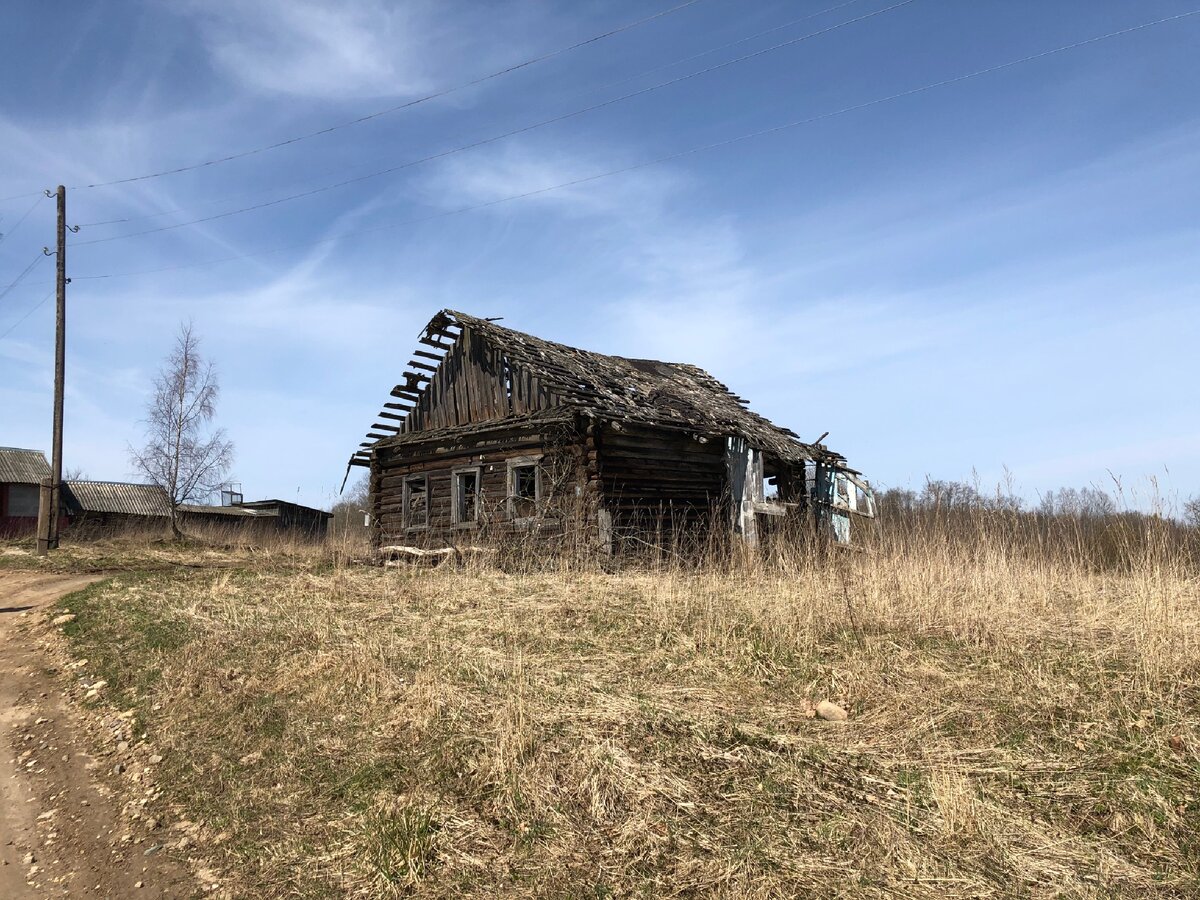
[353,310,847,468]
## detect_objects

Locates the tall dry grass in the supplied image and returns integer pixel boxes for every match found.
[38,511,1200,898]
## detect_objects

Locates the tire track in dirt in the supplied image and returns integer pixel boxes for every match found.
[0,570,195,897]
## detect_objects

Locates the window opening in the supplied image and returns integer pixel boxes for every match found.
[509,461,539,519]
[835,474,852,510]
[762,475,778,500]
[453,468,480,524]
[849,475,876,518]
[403,475,428,529]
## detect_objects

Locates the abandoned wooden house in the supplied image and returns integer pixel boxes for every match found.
[347,310,874,551]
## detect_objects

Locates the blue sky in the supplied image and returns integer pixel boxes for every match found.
[1,0,1197,512]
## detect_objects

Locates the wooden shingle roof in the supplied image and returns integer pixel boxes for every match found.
[353,310,847,468]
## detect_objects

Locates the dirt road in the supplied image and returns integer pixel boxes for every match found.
[0,571,194,898]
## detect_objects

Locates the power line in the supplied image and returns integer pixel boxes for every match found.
[0,195,45,247]
[0,253,44,305]
[0,188,46,205]
[595,0,867,94]
[0,287,54,342]
[74,0,919,247]
[72,0,706,191]
[70,5,1200,283]
[76,0,870,230]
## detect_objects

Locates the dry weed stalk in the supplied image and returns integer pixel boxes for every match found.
[21,513,1200,897]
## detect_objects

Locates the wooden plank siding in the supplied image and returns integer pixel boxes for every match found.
[399,330,571,435]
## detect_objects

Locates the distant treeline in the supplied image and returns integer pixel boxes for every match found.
[872,479,1199,572]
[329,474,371,538]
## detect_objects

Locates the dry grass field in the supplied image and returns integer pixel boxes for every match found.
[6,520,1199,898]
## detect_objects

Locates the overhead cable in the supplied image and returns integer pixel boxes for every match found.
[595,0,867,93]
[0,287,54,341]
[0,188,46,205]
[74,0,919,246]
[74,0,708,190]
[70,6,1200,282]
[0,253,45,305]
[77,0,869,229]
[0,195,45,247]
[0,289,54,340]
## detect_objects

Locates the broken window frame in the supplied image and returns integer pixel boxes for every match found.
[451,465,482,527]
[851,476,876,518]
[506,455,541,521]
[820,469,876,519]
[402,474,429,531]
[809,463,876,545]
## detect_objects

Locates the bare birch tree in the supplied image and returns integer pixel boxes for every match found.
[130,323,234,538]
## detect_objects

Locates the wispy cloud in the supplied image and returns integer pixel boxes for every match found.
[175,0,551,103]
[420,140,689,218]
[419,137,961,382]
[179,0,435,99]
[3,1,1198,507]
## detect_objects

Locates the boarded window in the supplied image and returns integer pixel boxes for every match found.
[508,458,540,519]
[403,475,428,529]
[453,467,480,525]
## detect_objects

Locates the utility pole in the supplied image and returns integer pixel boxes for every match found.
[37,185,69,555]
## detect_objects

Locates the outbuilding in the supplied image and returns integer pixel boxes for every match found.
[0,447,54,538]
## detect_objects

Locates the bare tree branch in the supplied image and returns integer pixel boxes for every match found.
[129,323,235,538]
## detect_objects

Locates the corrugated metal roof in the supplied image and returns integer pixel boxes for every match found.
[63,481,172,517]
[181,501,329,519]
[179,504,275,517]
[0,447,51,485]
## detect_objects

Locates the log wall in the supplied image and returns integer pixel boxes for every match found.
[371,417,758,553]
[371,422,586,546]
[594,421,729,548]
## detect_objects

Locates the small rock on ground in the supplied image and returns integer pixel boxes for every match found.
[815,700,849,722]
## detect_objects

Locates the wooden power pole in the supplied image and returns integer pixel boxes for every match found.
[37,184,68,555]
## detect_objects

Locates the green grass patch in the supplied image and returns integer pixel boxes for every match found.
[55,573,196,711]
